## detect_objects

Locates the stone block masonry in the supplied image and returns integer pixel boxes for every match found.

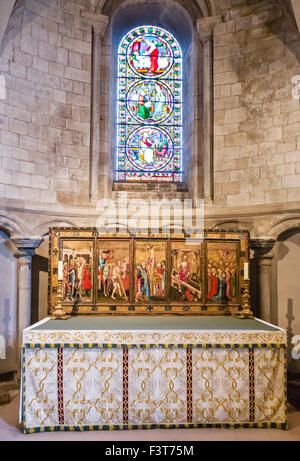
[213,0,300,207]
[0,0,92,206]
[0,0,300,211]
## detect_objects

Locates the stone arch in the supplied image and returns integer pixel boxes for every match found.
[0,214,26,237]
[102,0,201,20]
[196,0,221,17]
[211,220,259,238]
[267,217,300,240]
[101,0,220,19]
[0,0,17,53]
[32,220,77,238]
[106,0,202,200]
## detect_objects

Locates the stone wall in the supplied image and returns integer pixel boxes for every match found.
[0,231,18,373]
[0,0,300,212]
[0,0,92,207]
[214,0,300,208]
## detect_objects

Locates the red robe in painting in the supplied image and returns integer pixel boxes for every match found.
[150,47,159,73]
[185,289,195,302]
[207,274,218,299]
[82,265,92,290]
[179,263,190,283]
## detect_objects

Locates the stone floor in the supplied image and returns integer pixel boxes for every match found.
[0,375,19,406]
[0,394,300,441]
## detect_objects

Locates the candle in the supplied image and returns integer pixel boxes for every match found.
[244,262,249,280]
[58,261,63,281]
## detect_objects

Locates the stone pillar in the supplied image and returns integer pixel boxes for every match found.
[81,10,109,201]
[251,237,276,323]
[197,16,221,203]
[11,238,43,352]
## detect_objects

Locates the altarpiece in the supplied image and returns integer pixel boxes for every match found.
[20,228,287,433]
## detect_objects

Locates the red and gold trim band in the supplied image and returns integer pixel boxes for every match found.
[123,348,129,425]
[57,348,64,425]
[249,347,255,423]
[187,347,193,423]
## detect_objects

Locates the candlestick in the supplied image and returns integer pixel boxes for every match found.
[58,261,63,281]
[239,279,254,319]
[244,262,249,280]
[53,262,70,320]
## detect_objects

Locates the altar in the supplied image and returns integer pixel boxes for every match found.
[20,316,287,433]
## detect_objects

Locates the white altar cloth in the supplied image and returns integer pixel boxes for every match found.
[20,317,287,433]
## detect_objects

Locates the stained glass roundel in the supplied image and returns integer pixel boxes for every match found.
[117,26,183,183]
[127,34,174,79]
[127,80,173,124]
[126,126,173,172]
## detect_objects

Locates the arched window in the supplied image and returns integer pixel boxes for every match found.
[116,26,183,183]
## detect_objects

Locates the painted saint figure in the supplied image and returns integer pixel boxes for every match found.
[63,263,70,299]
[137,90,151,120]
[69,264,75,298]
[178,255,190,283]
[207,268,219,300]
[82,264,92,296]
[130,37,170,76]
[136,263,151,301]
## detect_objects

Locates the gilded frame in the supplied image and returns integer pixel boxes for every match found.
[49,228,250,316]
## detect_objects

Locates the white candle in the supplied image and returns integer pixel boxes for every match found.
[244,262,249,280]
[58,261,63,281]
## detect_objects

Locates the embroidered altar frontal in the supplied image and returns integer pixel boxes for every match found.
[21,317,287,433]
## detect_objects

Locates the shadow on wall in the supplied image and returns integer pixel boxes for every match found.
[0,231,17,374]
[1,0,58,55]
[31,254,48,323]
[286,298,295,368]
[3,299,11,351]
[243,0,300,64]
[250,256,259,317]
[272,230,300,372]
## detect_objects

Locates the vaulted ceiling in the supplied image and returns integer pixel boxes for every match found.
[0,0,299,55]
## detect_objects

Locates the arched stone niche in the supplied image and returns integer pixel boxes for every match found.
[106,0,201,200]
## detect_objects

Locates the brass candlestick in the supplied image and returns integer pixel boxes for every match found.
[239,279,254,319]
[53,279,70,320]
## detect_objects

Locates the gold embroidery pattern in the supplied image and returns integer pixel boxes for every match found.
[254,349,286,423]
[22,345,287,430]
[249,348,255,422]
[24,329,286,346]
[193,349,249,423]
[25,349,57,427]
[57,348,64,425]
[187,348,193,423]
[123,349,129,425]
[129,349,186,425]
[63,349,123,426]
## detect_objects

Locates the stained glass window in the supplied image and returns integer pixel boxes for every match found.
[116,26,183,183]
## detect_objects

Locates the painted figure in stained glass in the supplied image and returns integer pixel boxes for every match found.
[127,127,171,170]
[128,35,173,77]
[117,26,183,182]
[127,81,173,124]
